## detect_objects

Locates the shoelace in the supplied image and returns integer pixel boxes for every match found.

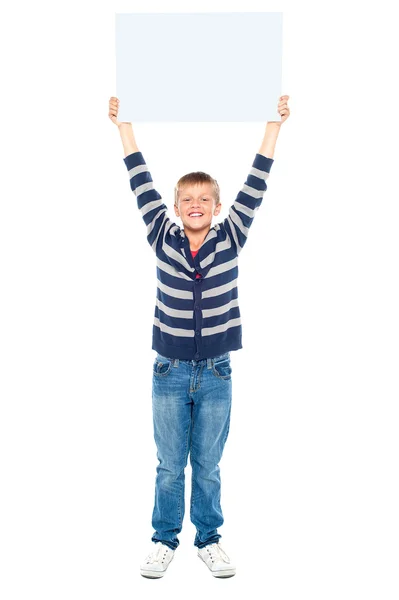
[205,543,230,563]
[145,543,170,564]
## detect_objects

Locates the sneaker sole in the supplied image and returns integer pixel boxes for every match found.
[140,571,165,579]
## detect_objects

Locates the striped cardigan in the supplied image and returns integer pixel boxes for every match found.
[124,151,274,360]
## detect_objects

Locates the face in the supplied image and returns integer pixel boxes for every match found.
[174,182,222,232]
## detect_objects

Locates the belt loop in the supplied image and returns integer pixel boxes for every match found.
[207,357,212,369]
[173,358,179,367]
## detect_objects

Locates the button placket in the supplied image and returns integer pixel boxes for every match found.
[193,275,203,359]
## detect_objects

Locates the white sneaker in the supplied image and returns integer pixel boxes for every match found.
[140,542,175,578]
[197,542,236,578]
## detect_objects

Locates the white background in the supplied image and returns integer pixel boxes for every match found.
[1,0,398,598]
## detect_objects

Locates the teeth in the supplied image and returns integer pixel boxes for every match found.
[190,213,203,217]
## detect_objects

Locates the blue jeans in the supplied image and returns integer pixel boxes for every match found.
[151,351,232,550]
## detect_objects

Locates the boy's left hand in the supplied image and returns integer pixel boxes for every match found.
[272,95,290,125]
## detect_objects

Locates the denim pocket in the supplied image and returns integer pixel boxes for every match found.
[211,354,232,380]
[153,357,173,377]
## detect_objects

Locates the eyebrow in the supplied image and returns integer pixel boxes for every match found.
[182,193,212,198]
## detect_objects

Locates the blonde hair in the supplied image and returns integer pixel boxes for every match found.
[174,171,220,207]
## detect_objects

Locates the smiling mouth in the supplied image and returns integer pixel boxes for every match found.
[189,213,204,218]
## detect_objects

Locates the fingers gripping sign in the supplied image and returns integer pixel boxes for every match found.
[277,95,290,124]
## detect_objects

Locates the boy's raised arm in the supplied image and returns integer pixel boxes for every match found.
[258,95,290,158]
[108,96,140,157]
[220,149,274,256]
[220,95,290,255]
[118,122,140,157]
[258,122,281,159]
[109,97,177,254]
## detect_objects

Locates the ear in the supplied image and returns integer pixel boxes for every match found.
[174,203,180,217]
[214,203,222,216]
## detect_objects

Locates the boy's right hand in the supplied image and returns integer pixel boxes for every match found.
[109,96,130,127]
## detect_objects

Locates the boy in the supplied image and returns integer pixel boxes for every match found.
[108,95,290,578]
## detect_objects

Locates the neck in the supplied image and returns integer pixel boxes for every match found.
[185,226,211,251]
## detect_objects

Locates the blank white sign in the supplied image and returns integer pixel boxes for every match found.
[115,12,283,122]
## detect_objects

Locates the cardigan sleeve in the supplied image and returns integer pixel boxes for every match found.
[221,153,274,255]
[123,151,179,254]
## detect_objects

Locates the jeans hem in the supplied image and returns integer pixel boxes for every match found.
[194,534,221,549]
[151,536,179,551]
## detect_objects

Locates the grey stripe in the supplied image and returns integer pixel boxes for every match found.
[202,298,239,318]
[152,216,177,252]
[201,236,232,268]
[148,211,168,252]
[227,215,242,254]
[250,165,270,180]
[161,242,196,273]
[140,198,164,218]
[169,224,180,236]
[202,317,242,336]
[158,279,193,300]
[207,256,238,278]
[201,228,218,246]
[147,208,167,238]
[229,206,249,238]
[156,298,193,319]
[202,277,238,299]
[154,317,194,337]
[134,181,155,197]
[156,257,192,281]
[127,164,148,179]
[241,182,264,199]
[233,201,256,219]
